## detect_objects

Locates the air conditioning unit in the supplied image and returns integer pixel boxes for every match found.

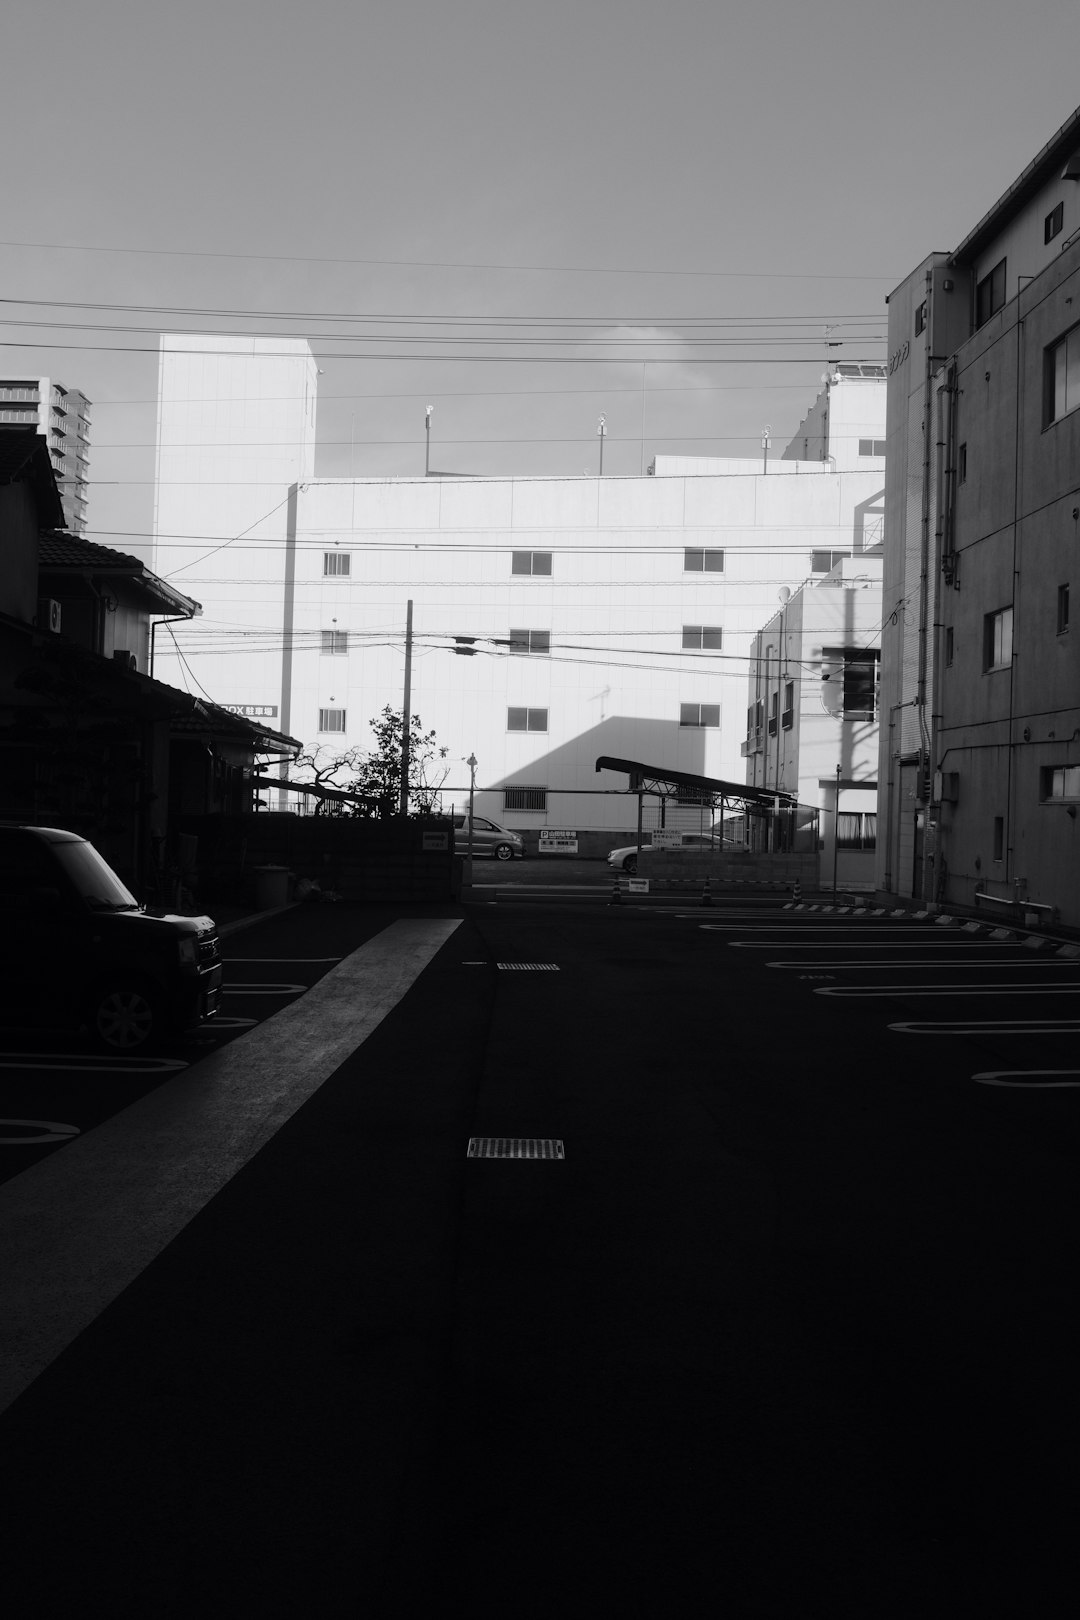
[37,597,62,634]
[112,650,137,671]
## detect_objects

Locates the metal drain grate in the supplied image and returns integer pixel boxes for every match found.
[468,1137,565,1160]
[496,962,560,971]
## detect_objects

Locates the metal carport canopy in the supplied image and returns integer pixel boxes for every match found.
[595,756,796,809]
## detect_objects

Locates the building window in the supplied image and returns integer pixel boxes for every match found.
[508,628,550,655]
[321,629,348,655]
[1058,583,1070,635]
[746,705,755,739]
[683,548,724,572]
[682,624,723,650]
[680,703,720,728]
[1041,764,1080,801]
[857,439,887,456]
[958,443,967,483]
[318,708,346,733]
[323,551,351,576]
[782,680,794,729]
[504,786,547,812]
[915,301,927,336]
[812,550,850,573]
[1045,324,1080,425]
[983,606,1013,672]
[993,817,1005,862]
[754,698,764,736]
[1045,202,1064,244]
[822,647,880,719]
[836,812,877,851]
[507,706,548,732]
[511,551,552,576]
[945,626,954,666]
[975,258,1007,328]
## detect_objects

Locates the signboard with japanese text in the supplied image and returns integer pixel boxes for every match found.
[221,704,278,719]
[539,829,578,854]
[649,830,684,848]
[422,831,449,851]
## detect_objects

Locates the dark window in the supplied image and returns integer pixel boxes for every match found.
[782,680,794,729]
[323,552,351,576]
[508,628,550,655]
[746,705,755,739]
[768,692,778,736]
[1045,324,1080,425]
[858,439,888,456]
[836,812,877,851]
[812,549,850,573]
[1041,764,1080,800]
[993,817,1005,862]
[958,443,967,483]
[822,646,880,719]
[1045,201,1064,244]
[507,707,548,732]
[1058,584,1070,635]
[504,787,547,811]
[915,301,927,336]
[975,258,1007,328]
[945,626,955,666]
[983,606,1013,671]
[683,548,724,572]
[682,624,723,650]
[320,629,348,655]
[679,703,720,728]
[511,551,552,576]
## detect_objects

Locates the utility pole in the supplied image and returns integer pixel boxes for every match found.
[832,762,842,896]
[597,414,606,475]
[465,753,477,865]
[762,424,771,475]
[425,405,433,476]
[399,600,413,816]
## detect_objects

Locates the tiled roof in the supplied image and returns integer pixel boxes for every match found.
[38,531,145,571]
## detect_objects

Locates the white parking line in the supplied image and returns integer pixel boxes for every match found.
[701,924,955,934]
[973,1072,1080,1087]
[225,957,342,963]
[0,917,461,1417]
[889,1019,1080,1034]
[0,1054,190,1075]
[221,983,306,996]
[767,958,1079,970]
[728,940,1029,951]
[817,982,1080,997]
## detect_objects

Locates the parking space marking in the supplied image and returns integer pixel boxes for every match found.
[767,958,1079,970]
[889,1019,1080,1034]
[0,1120,81,1146]
[701,924,957,934]
[727,940,1030,951]
[816,982,1080,998]
[0,1053,190,1075]
[221,983,306,996]
[0,916,461,1417]
[973,1072,1080,1087]
[225,957,342,963]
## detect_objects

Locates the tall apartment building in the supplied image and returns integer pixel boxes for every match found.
[879,103,1080,925]
[150,334,318,701]
[0,376,92,531]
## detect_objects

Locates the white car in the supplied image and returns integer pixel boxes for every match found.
[606,832,733,876]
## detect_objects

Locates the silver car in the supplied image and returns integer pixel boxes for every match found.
[452,814,525,861]
[607,831,731,876]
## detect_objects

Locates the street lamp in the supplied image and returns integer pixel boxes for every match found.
[464,753,477,867]
[597,414,606,475]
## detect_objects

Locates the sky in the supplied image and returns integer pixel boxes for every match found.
[4,0,1080,564]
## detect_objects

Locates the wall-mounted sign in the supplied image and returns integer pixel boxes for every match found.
[649,830,684,848]
[888,339,910,376]
[422,831,449,851]
[539,829,578,853]
[222,704,278,718]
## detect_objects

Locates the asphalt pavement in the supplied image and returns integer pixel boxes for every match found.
[1,890,1079,1616]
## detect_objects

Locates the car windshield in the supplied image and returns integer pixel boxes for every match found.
[52,840,140,910]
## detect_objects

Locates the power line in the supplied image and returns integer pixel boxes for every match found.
[0,339,886,365]
[0,237,899,281]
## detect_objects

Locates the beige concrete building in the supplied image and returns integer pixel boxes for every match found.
[879,104,1080,925]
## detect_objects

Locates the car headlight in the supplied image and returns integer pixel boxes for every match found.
[177,936,198,966]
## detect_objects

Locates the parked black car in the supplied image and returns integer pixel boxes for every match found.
[0,825,223,1053]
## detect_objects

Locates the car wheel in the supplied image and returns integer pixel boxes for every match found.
[623,855,637,875]
[494,843,514,862]
[88,983,162,1054]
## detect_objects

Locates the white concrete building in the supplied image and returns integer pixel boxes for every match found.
[153,345,885,836]
[150,334,318,702]
[745,555,883,890]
